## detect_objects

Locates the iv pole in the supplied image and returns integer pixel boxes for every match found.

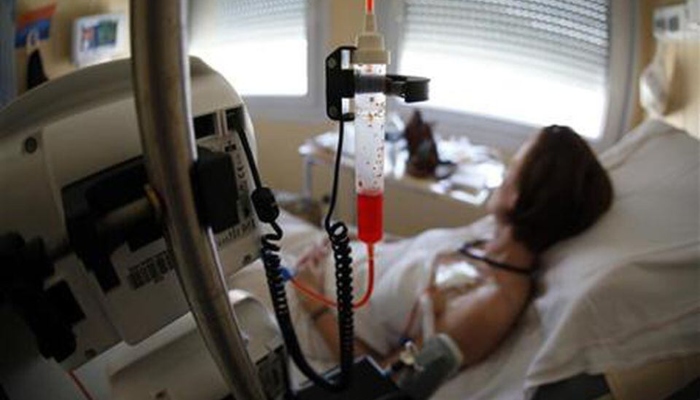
[129,1,267,399]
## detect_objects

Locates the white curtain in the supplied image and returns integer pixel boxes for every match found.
[189,0,308,96]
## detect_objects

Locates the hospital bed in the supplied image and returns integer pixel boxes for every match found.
[226,118,700,400]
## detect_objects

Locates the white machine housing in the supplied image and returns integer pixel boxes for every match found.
[0,57,271,373]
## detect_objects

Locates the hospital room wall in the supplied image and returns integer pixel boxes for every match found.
[636,0,700,137]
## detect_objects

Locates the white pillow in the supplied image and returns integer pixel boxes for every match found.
[525,120,700,390]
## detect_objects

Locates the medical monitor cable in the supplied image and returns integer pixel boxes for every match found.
[288,0,385,310]
[235,125,354,393]
[320,116,358,380]
[289,115,377,385]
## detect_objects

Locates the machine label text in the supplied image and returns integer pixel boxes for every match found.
[126,251,174,290]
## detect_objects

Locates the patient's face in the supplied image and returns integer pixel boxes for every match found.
[487,138,533,220]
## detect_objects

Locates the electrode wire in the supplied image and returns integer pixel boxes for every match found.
[236,124,353,391]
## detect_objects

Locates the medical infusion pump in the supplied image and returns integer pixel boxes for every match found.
[0,58,286,399]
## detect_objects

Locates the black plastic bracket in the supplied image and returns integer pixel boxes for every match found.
[0,233,80,362]
[326,46,430,123]
[62,157,159,292]
[296,357,411,400]
[63,146,244,293]
[386,74,430,103]
[325,46,357,121]
[193,147,239,233]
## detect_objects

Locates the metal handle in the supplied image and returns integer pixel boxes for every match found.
[129,1,267,399]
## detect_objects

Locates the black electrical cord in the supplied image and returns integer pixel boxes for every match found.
[323,117,356,383]
[235,119,355,393]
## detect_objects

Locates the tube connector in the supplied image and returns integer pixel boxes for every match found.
[353,13,390,65]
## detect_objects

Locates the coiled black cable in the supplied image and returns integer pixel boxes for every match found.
[324,117,356,384]
[234,116,355,393]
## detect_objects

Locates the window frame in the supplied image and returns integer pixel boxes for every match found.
[193,0,330,124]
[378,0,639,155]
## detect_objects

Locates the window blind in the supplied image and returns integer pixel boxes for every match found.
[399,0,611,138]
[190,0,308,96]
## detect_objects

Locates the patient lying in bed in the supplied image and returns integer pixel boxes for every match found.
[293,125,614,370]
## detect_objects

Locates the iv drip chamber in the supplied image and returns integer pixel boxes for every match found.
[354,63,386,244]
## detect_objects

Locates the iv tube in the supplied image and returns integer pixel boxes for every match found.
[290,244,375,309]
[353,3,388,245]
[290,1,388,311]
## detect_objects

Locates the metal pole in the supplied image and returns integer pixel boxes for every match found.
[129,1,268,399]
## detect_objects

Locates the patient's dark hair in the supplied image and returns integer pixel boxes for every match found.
[508,125,613,253]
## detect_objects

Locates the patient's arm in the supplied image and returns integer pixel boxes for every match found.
[294,242,384,361]
[432,275,531,368]
[310,308,383,361]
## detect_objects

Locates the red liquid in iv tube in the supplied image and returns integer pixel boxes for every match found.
[357,192,383,244]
